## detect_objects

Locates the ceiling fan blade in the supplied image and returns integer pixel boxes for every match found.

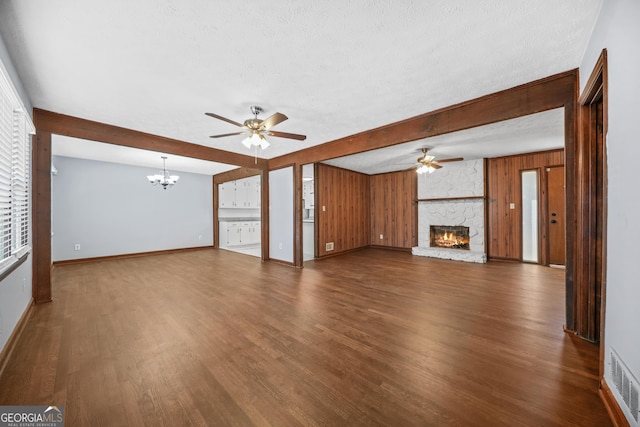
[266,130,307,141]
[418,155,435,163]
[437,157,464,163]
[260,112,288,130]
[205,112,244,128]
[209,132,245,138]
[431,163,443,169]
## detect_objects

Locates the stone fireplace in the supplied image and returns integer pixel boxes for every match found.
[430,225,470,250]
[412,159,487,263]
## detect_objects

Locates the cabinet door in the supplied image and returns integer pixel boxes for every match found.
[253,221,261,244]
[242,176,260,208]
[227,223,242,246]
[219,182,236,207]
[253,179,261,208]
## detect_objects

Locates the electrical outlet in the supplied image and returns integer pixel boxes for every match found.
[278,243,283,250]
[198,235,202,240]
[509,203,515,209]
[379,234,384,240]
[74,244,81,251]
[326,242,334,251]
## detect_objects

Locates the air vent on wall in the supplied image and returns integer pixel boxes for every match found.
[610,349,640,423]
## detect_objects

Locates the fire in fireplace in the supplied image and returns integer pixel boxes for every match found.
[430,225,470,250]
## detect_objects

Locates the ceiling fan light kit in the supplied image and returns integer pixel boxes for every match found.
[207,105,306,151]
[416,148,443,174]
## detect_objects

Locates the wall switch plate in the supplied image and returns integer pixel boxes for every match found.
[322,205,326,212]
[74,244,81,251]
[278,243,283,250]
[379,234,384,239]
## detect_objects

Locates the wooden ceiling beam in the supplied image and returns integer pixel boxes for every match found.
[34,108,267,169]
[269,69,577,169]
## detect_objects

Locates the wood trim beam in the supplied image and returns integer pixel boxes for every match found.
[212,167,261,185]
[269,70,577,169]
[33,108,267,169]
[260,169,270,261]
[32,127,52,303]
[293,164,303,267]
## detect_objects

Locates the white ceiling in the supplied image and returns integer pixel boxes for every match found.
[0,1,600,174]
[324,108,565,174]
[52,135,237,176]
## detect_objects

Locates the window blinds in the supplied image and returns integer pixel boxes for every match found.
[0,60,34,269]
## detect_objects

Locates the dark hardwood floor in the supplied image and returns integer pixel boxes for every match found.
[0,248,611,426]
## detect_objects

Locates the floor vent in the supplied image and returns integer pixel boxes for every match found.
[610,349,640,423]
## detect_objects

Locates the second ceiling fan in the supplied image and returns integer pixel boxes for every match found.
[416,148,463,174]
[206,105,306,150]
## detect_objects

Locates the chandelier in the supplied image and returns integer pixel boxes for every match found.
[147,156,179,190]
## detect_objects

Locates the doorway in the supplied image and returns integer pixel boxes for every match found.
[547,166,566,266]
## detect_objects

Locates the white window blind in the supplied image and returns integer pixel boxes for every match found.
[0,59,34,271]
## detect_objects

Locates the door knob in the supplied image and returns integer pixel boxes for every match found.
[551,213,557,216]
[550,219,557,224]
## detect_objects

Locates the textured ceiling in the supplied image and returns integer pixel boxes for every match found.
[324,108,565,175]
[0,1,601,173]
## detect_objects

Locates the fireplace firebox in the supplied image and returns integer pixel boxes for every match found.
[430,225,470,250]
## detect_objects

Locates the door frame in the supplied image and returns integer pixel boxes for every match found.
[576,50,608,362]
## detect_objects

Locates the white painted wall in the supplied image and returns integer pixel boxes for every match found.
[580,1,640,424]
[269,167,294,263]
[0,33,33,354]
[52,155,213,261]
[413,159,486,263]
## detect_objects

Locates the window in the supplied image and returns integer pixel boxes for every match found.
[0,60,34,272]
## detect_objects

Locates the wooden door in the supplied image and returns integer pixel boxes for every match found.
[547,166,566,265]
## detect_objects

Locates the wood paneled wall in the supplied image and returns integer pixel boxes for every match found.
[369,170,417,249]
[487,149,564,261]
[316,164,370,257]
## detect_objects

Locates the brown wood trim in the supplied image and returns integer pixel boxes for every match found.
[490,148,564,161]
[212,167,261,185]
[599,378,630,427]
[563,80,579,333]
[32,128,52,303]
[483,158,490,259]
[51,246,214,266]
[293,163,303,268]
[416,196,485,202]
[261,169,270,261]
[269,70,577,169]
[576,49,608,366]
[34,108,267,169]
[0,299,33,381]
[212,175,219,248]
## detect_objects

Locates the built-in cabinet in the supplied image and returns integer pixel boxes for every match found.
[303,181,314,209]
[219,176,260,208]
[219,221,261,247]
